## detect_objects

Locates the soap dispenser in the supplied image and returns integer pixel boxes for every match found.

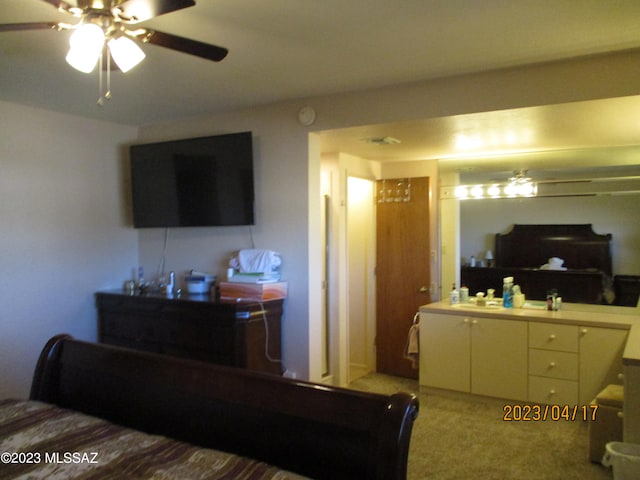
[502,276,514,308]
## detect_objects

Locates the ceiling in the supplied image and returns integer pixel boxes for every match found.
[318,96,640,181]
[2,0,640,179]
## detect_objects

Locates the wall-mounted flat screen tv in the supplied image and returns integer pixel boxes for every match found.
[130,131,255,228]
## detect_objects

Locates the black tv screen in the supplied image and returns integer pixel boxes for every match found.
[130,132,255,228]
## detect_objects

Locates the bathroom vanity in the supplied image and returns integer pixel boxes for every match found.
[419,300,640,440]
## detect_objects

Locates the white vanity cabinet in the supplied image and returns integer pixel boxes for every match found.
[472,316,528,400]
[578,326,627,405]
[419,312,470,392]
[420,304,630,404]
[528,322,580,405]
[420,312,528,401]
[527,322,627,405]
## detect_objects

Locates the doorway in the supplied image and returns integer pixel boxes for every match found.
[320,154,435,386]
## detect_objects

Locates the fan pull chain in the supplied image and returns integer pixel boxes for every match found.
[97,48,112,106]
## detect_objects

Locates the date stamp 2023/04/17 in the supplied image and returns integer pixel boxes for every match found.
[503,404,598,422]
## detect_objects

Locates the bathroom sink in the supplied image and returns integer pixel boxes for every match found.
[451,303,504,310]
[451,300,547,311]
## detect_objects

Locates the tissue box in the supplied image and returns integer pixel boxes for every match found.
[219,281,287,301]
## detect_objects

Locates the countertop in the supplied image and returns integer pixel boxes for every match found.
[420,300,640,365]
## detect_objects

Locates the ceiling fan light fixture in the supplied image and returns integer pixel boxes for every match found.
[65,23,105,73]
[65,47,99,73]
[108,36,145,72]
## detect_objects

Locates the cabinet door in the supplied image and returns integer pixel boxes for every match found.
[472,317,528,401]
[419,312,470,392]
[579,326,627,405]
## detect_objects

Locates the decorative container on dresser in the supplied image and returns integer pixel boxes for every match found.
[95,291,284,375]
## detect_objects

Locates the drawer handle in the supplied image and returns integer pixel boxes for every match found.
[618,411,624,419]
[549,334,556,340]
[471,319,478,325]
[618,373,624,381]
[549,362,556,368]
[581,328,588,335]
[549,389,556,395]
[464,318,470,324]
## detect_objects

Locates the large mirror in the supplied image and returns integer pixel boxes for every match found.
[321,95,640,307]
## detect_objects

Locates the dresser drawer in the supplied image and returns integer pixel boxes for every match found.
[529,348,578,380]
[101,313,165,343]
[529,375,578,405]
[529,322,578,352]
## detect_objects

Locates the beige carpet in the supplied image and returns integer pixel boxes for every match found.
[349,373,613,480]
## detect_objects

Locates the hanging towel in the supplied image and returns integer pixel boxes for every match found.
[404,324,420,369]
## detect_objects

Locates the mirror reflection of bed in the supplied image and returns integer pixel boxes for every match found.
[461,224,640,306]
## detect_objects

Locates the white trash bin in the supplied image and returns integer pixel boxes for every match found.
[602,442,640,480]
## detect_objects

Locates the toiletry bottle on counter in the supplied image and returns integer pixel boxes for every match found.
[502,276,514,308]
[450,283,460,305]
[547,289,558,311]
[476,292,486,306]
[460,286,469,304]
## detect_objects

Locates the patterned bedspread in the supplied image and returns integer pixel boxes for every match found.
[0,399,308,479]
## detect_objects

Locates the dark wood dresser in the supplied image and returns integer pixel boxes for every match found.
[95,291,283,375]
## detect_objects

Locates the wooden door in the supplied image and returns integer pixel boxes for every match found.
[376,177,430,379]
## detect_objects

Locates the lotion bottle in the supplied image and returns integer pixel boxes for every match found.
[450,283,460,305]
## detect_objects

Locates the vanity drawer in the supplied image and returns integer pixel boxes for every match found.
[529,322,578,352]
[529,348,578,380]
[529,375,578,405]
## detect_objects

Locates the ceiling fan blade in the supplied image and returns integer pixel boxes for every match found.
[137,29,228,62]
[115,0,195,23]
[0,22,60,32]
[39,0,77,14]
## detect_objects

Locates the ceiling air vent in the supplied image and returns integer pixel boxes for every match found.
[361,136,401,145]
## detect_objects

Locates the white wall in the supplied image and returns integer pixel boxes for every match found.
[0,100,138,398]
[460,194,640,274]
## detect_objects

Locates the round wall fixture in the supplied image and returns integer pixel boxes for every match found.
[297,106,316,126]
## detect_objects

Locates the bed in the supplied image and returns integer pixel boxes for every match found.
[461,224,613,304]
[1,334,419,479]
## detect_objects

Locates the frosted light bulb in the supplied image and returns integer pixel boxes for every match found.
[108,36,146,72]
[66,24,105,73]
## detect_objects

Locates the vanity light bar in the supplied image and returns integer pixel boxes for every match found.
[442,175,640,200]
[450,181,538,199]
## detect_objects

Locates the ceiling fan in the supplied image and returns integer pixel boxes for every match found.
[0,0,228,102]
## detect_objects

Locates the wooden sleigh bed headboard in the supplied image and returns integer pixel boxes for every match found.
[29,335,419,480]
[495,224,612,275]
[462,224,614,303]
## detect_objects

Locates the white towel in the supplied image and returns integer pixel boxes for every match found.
[230,249,281,273]
[404,324,420,369]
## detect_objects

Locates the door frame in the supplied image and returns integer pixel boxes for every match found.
[320,153,378,387]
[320,154,441,387]
[345,175,376,383]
